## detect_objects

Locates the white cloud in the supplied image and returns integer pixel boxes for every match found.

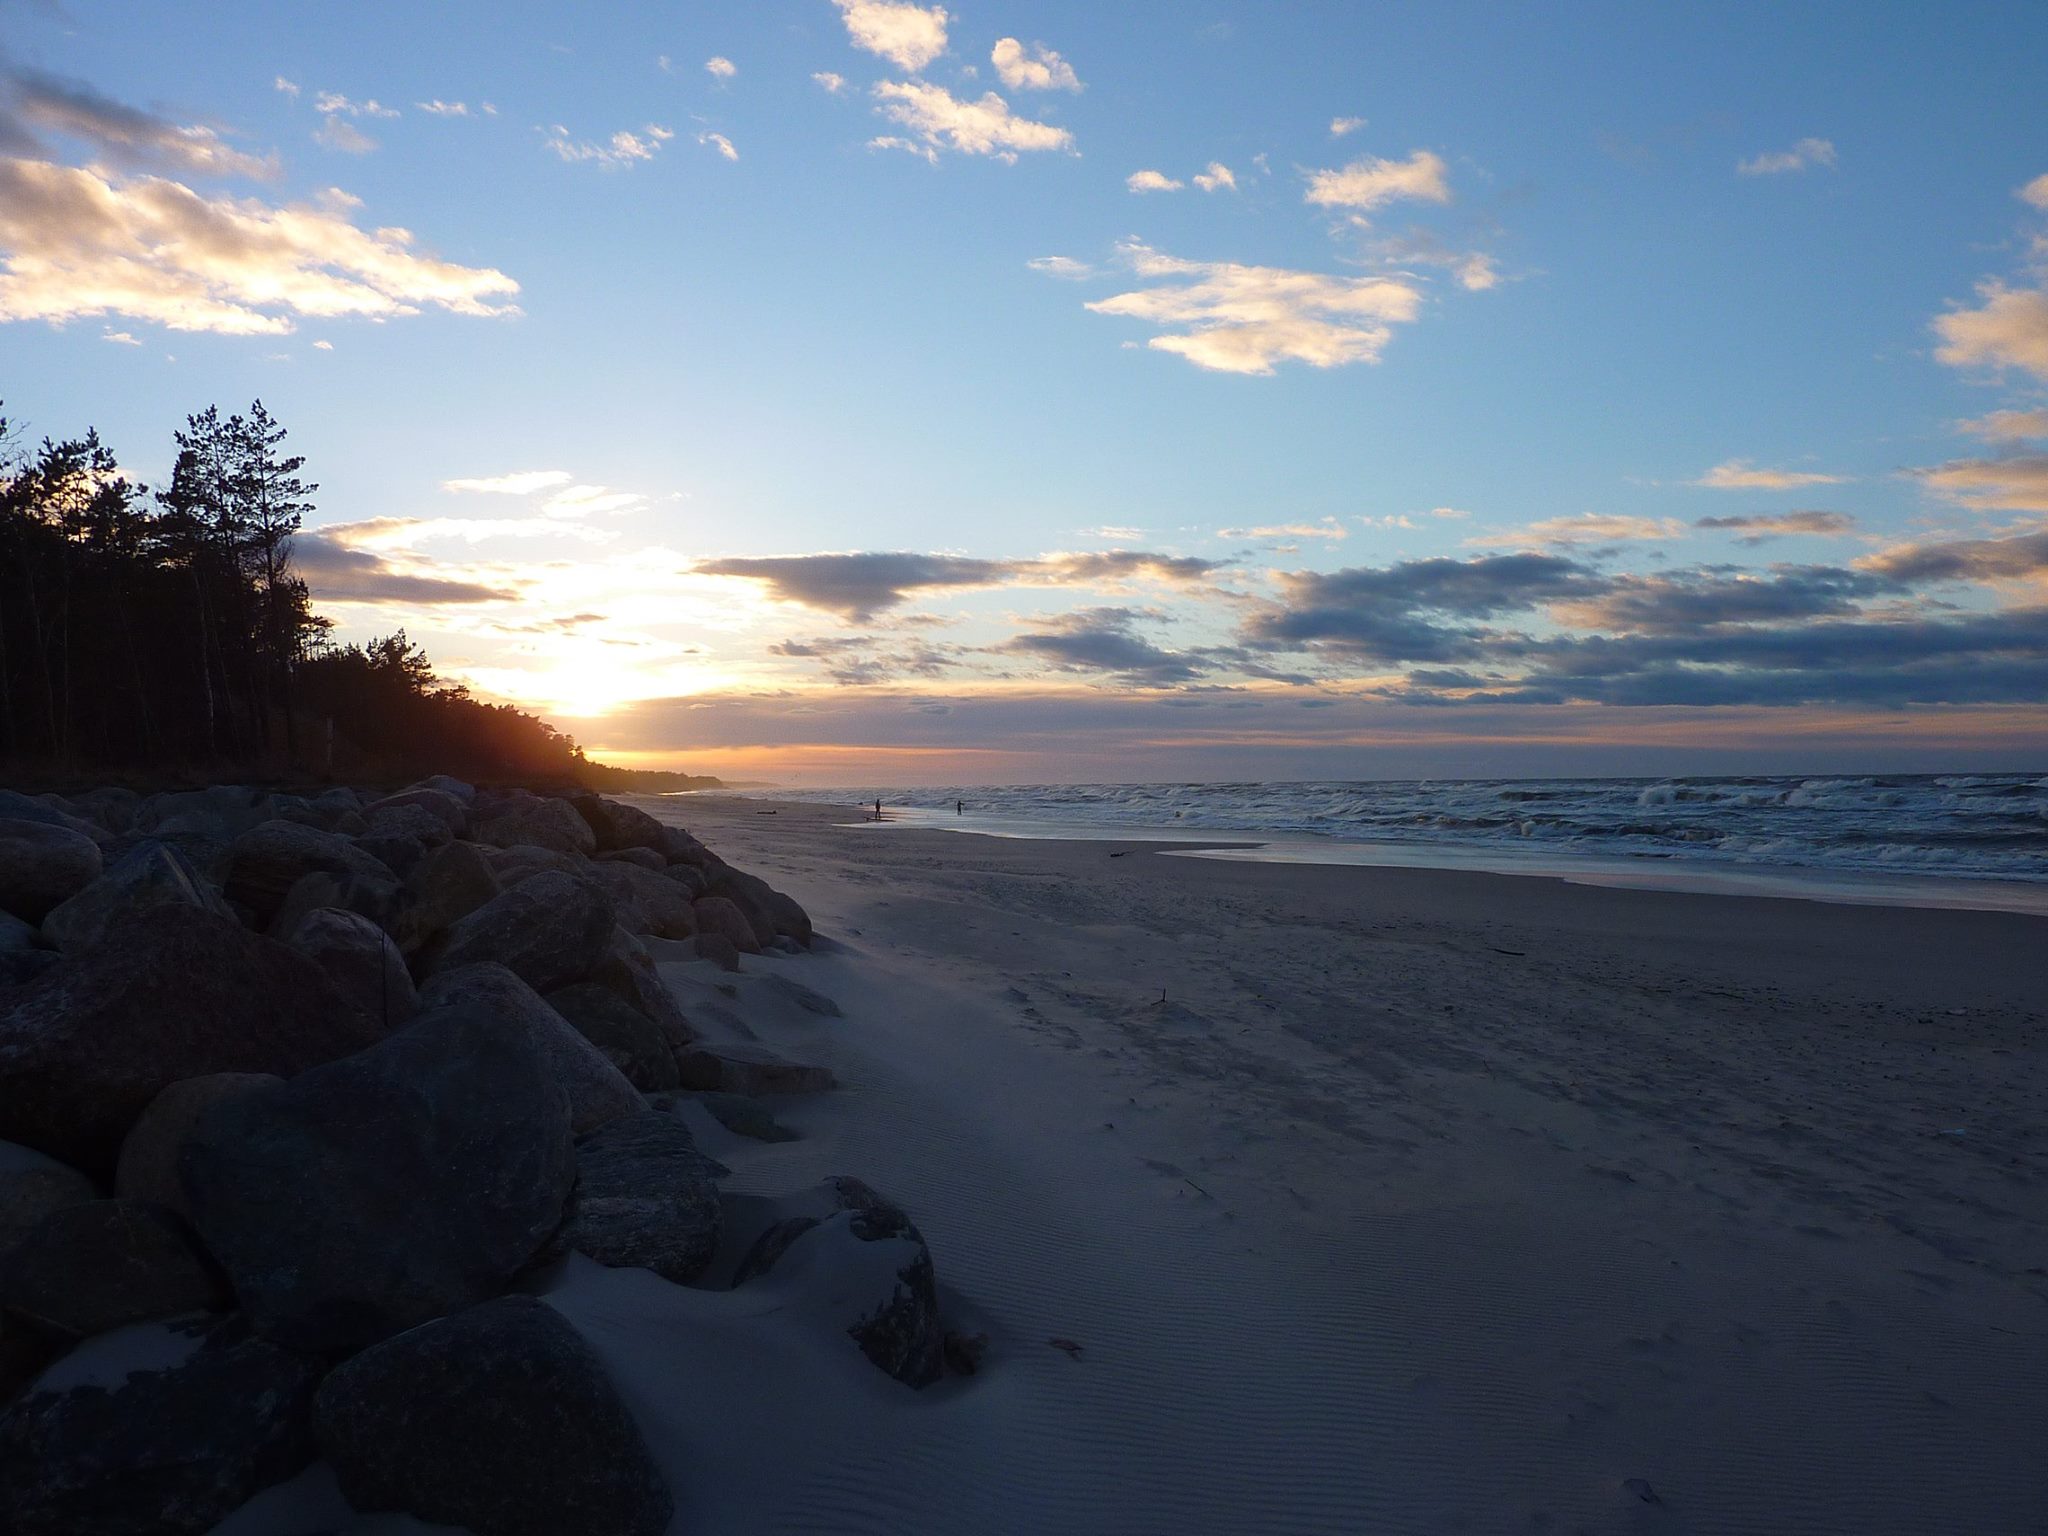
[542,123,674,169]
[274,77,300,98]
[868,135,937,166]
[1357,514,1416,529]
[1330,116,1365,137]
[870,80,1071,161]
[832,0,950,73]
[1221,518,1347,541]
[313,92,399,119]
[0,159,519,335]
[1304,149,1449,217]
[813,71,848,93]
[1909,454,2048,513]
[2,65,278,180]
[1027,255,1092,280]
[416,100,470,117]
[1958,408,2048,442]
[705,56,737,79]
[656,55,673,74]
[312,338,333,350]
[1075,241,1425,375]
[699,131,738,162]
[2022,173,2048,211]
[1936,281,2048,382]
[991,38,1081,92]
[101,328,139,345]
[1695,459,1847,489]
[1466,513,1687,548]
[1737,137,1837,176]
[1193,162,1236,193]
[1429,506,1471,520]
[314,116,378,154]
[1454,253,1498,291]
[1126,168,1182,193]
[444,470,576,496]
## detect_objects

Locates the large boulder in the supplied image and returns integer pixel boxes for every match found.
[661,860,711,899]
[485,843,584,888]
[409,774,476,803]
[0,791,105,843]
[138,785,276,842]
[592,925,695,1052]
[313,1294,671,1536]
[283,906,417,1028]
[0,1199,225,1338]
[0,1141,97,1254]
[0,1313,321,1536]
[0,906,380,1175]
[224,819,396,928]
[266,864,403,945]
[180,1004,575,1353]
[597,846,666,872]
[0,819,102,924]
[564,1111,723,1283]
[474,797,596,858]
[428,870,616,995]
[114,1074,281,1220]
[719,867,814,947]
[693,894,763,954]
[41,840,229,955]
[593,860,697,940]
[732,1177,942,1388]
[396,838,501,952]
[546,984,679,1092]
[572,795,669,855]
[70,786,142,836]
[365,787,467,838]
[416,964,643,1136]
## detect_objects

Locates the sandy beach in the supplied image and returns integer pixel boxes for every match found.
[559,791,2048,1536]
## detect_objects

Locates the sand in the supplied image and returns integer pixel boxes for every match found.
[225,793,2048,1534]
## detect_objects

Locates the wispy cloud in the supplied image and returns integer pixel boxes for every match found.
[1695,511,1856,544]
[832,0,950,74]
[1957,408,2048,442]
[416,100,471,117]
[313,92,399,120]
[1074,240,1424,375]
[1027,255,1092,280]
[812,71,848,93]
[699,131,738,161]
[314,116,378,154]
[705,56,737,79]
[0,63,277,179]
[0,159,518,335]
[1219,519,1347,542]
[443,470,574,496]
[1193,161,1236,192]
[1737,137,1837,176]
[1909,453,2048,513]
[869,80,1071,161]
[1330,116,1365,137]
[991,38,1081,92]
[542,122,674,169]
[1695,459,1847,489]
[1466,513,1687,548]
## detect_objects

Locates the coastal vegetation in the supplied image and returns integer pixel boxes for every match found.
[0,401,715,793]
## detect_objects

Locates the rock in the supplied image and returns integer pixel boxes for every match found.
[0,1199,225,1338]
[138,785,277,842]
[572,796,669,855]
[70,786,142,835]
[675,1041,835,1097]
[399,839,502,951]
[692,931,742,972]
[0,819,102,924]
[596,846,666,872]
[0,910,41,954]
[0,907,380,1175]
[592,860,697,940]
[592,925,695,1052]
[547,984,680,1092]
[708,877,780,949]
[115,1074,280,1220]
[1,1315,56,1405]
[673,1090,798,1143]
[313,1294,671,1536]
[0,1313,321,1536]
[416,964,642,1136]
[660,860,711,899]
[40,840,230,955]
[224,819,397,928]
[428,870,616,996]
[351,829,428,881]
[484,842,584,887]
[0,791,105,843]
[365,787,467,838]
[180,1004,575,1353]
[283,906,417,1030]
[732,1177,942,1388]
[310,786,364,820]
[0,1141,98,1253]
[692,895,763,954]
[266,864,404,945]
[0,949,58,987]
[564,1111,723,1282]
[719,867,814,947]
[474,797,596,858]
[363,800,456,851]
[409,774,476,803]
[658,826,717,870]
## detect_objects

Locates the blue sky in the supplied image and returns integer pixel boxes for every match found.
[4,0,2046,782]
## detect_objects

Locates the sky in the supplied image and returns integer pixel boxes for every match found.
[3,0,2046,784]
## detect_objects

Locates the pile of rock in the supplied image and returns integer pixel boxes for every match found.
[0,779,949,1536]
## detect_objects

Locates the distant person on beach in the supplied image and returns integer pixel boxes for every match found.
[875,798,882,821]
[957,800,964,816]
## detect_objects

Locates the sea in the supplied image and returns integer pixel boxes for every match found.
[739,774,2048,914]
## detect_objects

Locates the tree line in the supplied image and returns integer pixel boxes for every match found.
[0,400,713,791]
